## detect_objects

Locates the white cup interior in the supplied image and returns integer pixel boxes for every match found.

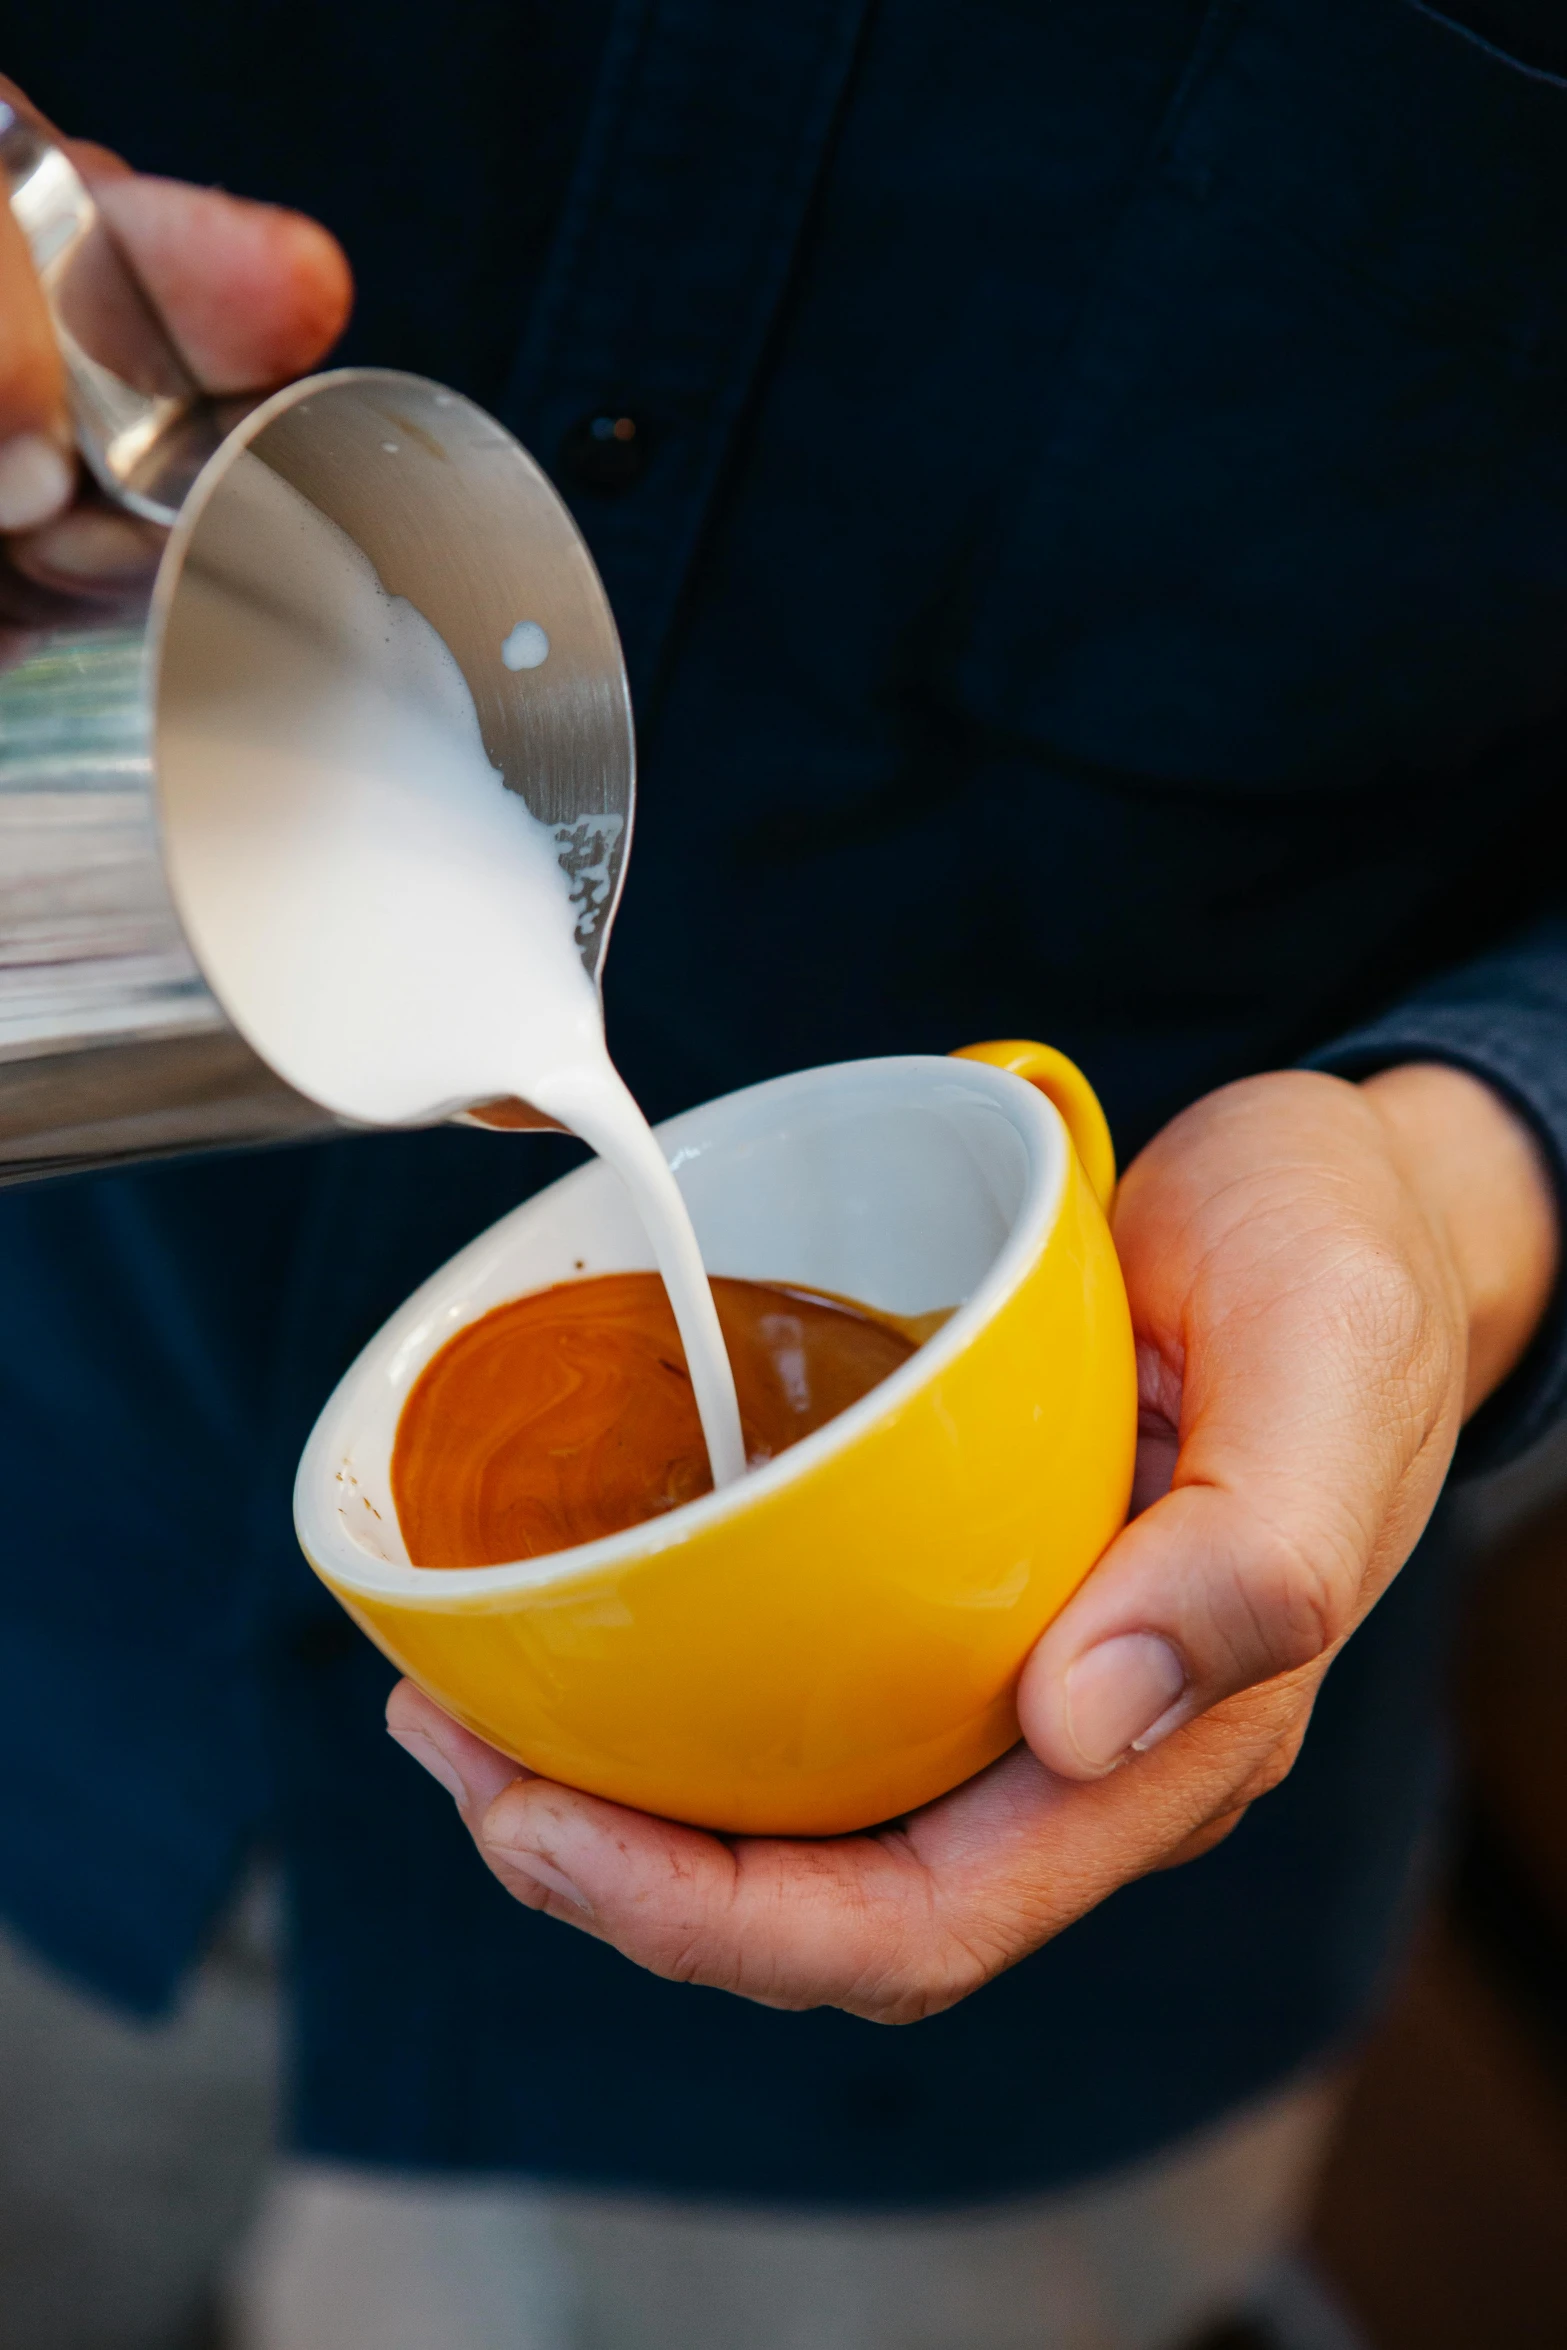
[297,1055,1064,1596]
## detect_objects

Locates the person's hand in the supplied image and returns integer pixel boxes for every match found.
[387,1060,1559,2022]
[1,76,349,599]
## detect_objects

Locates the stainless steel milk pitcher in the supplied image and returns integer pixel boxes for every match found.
[0,101,633,1183]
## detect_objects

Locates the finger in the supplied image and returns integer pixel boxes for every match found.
[390,1670,1314,2020]
[7,499,162,595]
[0,151,72,528]
[474,1752,1065,2017]
[89,174,352,390]
[63,139,134,185]
[1018,1350,1427,1778]
[385,1678,530,1825]
[1151,1801,1254,1871]
[385,1683,1039,2011]
[1018,1079,1461,1780]
[473,1695,1312,2018]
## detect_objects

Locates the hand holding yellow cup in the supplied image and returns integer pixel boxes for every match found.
[295,1044,1136,1835]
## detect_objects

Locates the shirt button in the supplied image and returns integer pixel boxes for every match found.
[558,411,649,494]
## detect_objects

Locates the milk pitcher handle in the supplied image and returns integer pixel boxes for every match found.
[1,98,230,525]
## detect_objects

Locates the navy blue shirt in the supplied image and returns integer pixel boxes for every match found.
[4,0,1567,2201]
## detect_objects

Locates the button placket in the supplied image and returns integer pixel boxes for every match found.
[499,0,873,699]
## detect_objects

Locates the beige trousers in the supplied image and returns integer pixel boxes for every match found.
[1,1908,1347,2350]
[227,2074,1343,2350]
[0,1911,276,2350]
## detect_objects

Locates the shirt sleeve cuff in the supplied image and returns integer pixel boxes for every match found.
[1306,1000,1567,1479]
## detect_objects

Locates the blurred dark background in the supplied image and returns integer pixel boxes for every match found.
[1299,1454,1567,2350]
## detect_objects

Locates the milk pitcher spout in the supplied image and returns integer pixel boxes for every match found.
[0,102,633,1185]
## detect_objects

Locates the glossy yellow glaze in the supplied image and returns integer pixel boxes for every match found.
[953,1039,1119,1213]
[318,1051,1137,1836]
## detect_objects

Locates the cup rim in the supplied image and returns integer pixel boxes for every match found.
[147,366,633,1122]
[294,1054,1067,1604]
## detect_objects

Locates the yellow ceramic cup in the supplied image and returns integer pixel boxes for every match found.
[295,1045,1136,1836]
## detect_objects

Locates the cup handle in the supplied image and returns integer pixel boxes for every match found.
[952,1039,1117,1215]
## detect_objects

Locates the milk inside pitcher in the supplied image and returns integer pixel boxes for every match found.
[0,101,633,1186]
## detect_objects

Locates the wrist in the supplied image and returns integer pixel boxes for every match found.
[1362,1062,1560,1416]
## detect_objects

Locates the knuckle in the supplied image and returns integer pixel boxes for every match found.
[1238,1721,1309,1803]
[484,1851,553,1913]
[1330,1241,1454,1398]
[1217,1516,1352,1679]
[657,1926,738,1991]
[605,1842,1018,2025]
[1156,1804,1252,1870]
[631,1888,761,1999]
[642,1874,751,1995]
[841,1932,997,2025]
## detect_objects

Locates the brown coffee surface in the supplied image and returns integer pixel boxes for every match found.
[391,1272,921,1567]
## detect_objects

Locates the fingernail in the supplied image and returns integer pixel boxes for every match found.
[482,1833,594,1915]
[22,509,158,582]
[387,1723,468,1805]
[0,434,74,531]
[1064,1634,1187,1771]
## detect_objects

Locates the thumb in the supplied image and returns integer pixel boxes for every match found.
[1017,1221,1458,1779]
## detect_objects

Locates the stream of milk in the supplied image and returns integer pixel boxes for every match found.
[157,453,747,1488]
